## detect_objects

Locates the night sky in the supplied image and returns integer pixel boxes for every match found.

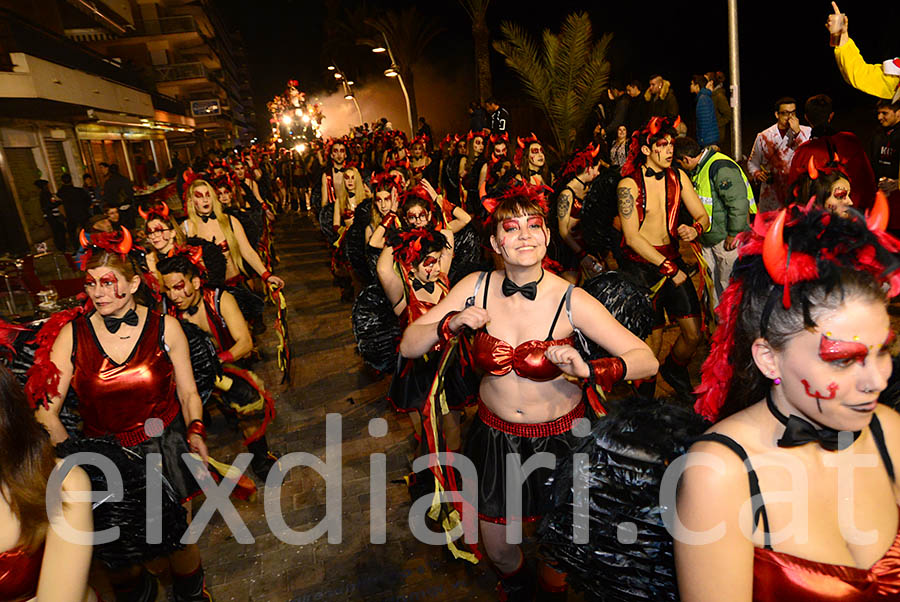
[220,1,900,154]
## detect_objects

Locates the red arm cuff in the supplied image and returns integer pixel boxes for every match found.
[218,350,235,364]
[380,212,396,227]
[692,221,705,237]
[261,270,273,281]
[589,357,626,392]
[437,311,460,345]
[186,419,207,442]
[658,259,678,278]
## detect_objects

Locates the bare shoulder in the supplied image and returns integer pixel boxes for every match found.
[617,176,637,190]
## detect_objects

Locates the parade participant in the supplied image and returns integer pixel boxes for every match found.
[677,201,900,601]
[365,173,402,250]
[377,227,462,451]
[557,144,607,281]
[399,182,657,599]
[514,134,551,187]
[182,177,284,290]
[140,201,185,277]
[674,136,756,308]
[747,98,812,212]
[382,132,408,167]
[789,158,855,217]
[0,364,95,602]
[158,255,277,479]
[440,136,467,207]
[617,117,710,400]
[478,134,509,197]
[321,140,347,209]
[332,165,368,231]
[459,129,488,213]
[409,134,438,186]
[32,229,213,601]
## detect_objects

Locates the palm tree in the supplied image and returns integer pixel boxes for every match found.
[458,0,492,102]
[364,7,444,134]
[493,12,612,158]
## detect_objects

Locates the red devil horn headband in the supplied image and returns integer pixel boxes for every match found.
[807,156,819,180]
[868,191,890,232]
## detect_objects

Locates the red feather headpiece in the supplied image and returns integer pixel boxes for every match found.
[481,181,551,228]
[77,226,133,271]
[370,171,402,192]
[622,116,680,178]
[385,226,447,269]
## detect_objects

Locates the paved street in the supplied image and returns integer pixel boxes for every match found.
[199,213,500,601]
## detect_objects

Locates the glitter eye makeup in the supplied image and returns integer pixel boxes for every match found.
[819,333,869,365]
[501,219,519,232]
[526,216,544,228]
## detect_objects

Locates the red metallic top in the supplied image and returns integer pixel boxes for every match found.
[0,543,43,601]
[71,309,179,446]
[752,515,900,601]
[470,277,576,382]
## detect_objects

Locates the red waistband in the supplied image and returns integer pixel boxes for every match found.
[91,402,181,447]
[477,400,584,437]
[621,242,678,264]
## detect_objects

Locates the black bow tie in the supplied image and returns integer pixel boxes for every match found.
[184,303,200,316]
[411,279,435,294]
[102,308,139,334]
[200,212,217,223]
[501,269,544,301]
[644,167,666,181]
[766,391,861,451]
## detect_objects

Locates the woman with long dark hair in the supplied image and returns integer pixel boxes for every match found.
[677,200,900,600]
[0,364,94,602]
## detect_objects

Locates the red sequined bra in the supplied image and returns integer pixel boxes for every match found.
[696,418,900,601]
[470,272,576,382]
[0,542,43,601]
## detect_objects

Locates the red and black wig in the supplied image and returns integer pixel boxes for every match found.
[557,143,602,183]
[385,226,450,271]
[622,116,681,179]
[694,196,899,422]
[481,181,551,232]
[790,155,851,210]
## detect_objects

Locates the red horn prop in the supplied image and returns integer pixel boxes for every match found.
[648,118,661,136]
[138,206,149,221]
[807,156,819,180]
[190,245,204,266]
[762,209,788,286]
[673,116,682,130]
[79,229,89,249]
[833,151,842,164]
[517,137,525,149]
[591,144,601,159]
[160,202,169,219]
[867,190,890,232]
[115,227,133,255]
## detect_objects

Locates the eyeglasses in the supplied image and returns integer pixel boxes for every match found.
[406,211,427,222]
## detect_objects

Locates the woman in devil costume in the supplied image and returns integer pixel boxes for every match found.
[459,129,489,215]
[790,156,855,217]
[515,134,552,187]
[400,182,657,599]
[141,201,185,277]
[31,228,214,601]
[539,196,900,601]
[554,144,607,282]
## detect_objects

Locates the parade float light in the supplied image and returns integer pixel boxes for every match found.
[301,114,310,123]
[281,115,292,125]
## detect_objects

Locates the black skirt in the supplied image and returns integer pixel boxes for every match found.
[464,400,590,524]
[387,351,476,414]
[130,415,202,504]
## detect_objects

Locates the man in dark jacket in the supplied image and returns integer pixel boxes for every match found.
[645,74,679,119]
[625,79,647,133]
[99,162,136,229]
[605,82,630,142]
[787,94,876,212]
[871,99,900,231]
[56,173,92,244]
[35,179,67,251]
[691,75,719,148]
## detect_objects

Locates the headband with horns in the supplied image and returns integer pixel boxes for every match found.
[77,226,133,270]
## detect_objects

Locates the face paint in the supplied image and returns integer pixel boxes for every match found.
[801,378,839,413]
[818,333,868,365]
[99,272,126,298]
[84,274,96,287]
[422,255,438,267]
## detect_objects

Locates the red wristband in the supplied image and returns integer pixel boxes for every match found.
[437,311,460,345]
[692,221,704,237]
[218,350,235,364]
[589,357,626,392]
[381,212,396,227]
[658,259,678,277]
[261,270,273,281]
[186,419,207,442]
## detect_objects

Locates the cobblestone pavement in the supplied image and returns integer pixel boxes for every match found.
[199,213,501,601]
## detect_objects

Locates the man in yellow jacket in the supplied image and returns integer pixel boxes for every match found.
[829,4,900,102]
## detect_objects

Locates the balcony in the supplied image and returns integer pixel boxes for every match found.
[154,61,208,82]
[135,16,198,36]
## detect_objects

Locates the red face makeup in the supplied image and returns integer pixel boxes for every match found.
[530,146,542,155]
[831,188,849,200]
[421,255,438,267]
[818,334,868,365]
[802,378,839,413]
[100,272,125,298]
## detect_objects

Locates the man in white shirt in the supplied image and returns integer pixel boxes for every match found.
[747,97,811,212]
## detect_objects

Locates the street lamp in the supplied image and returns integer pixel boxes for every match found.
[371,46,386,54]
[329,61,364,127]
[372,32,413,135]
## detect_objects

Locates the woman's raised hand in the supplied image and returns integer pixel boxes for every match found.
[449,306,490,333]
[544,344,590,379]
